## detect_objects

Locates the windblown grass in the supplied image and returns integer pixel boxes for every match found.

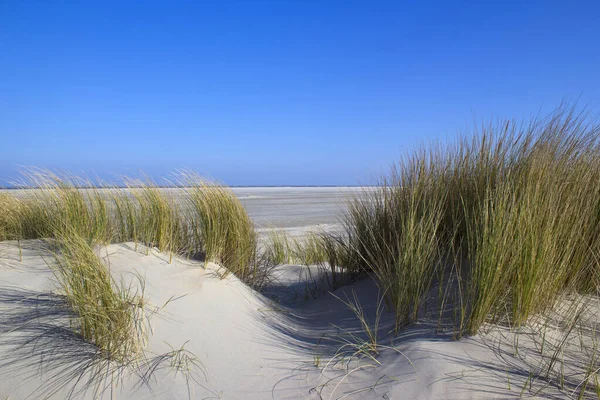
[0,193,22,241]
[125,180,193,260]
[462,111,600,334]
[264,229,295,265]
[345,165,446,331]
[0,170,268,285]
[295,231,328,266]
[344,105,600,337]
[263,230,330,267]
[12,171,113,244]
[181,173,258,281]
[262,229,347,270]
[329,289,386,357]
[51,232,148,363]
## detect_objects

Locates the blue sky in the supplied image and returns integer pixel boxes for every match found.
[1,1,599,186]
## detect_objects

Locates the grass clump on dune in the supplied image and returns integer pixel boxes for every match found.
[464,117,600,333]
[125,180,193,260]
[263,229,295,265]
[0,193,23,241]
[1,170,264,281]
[6,172,196,261]
[294,232,328,266]
[345,105,600,336]
[346,162,446,331]
[14,171,113,244]
[52,232,147,363]
[312,231,357,288]
[182,173,258,282]
[263,230,332,267]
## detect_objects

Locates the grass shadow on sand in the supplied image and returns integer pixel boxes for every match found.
[257,274,591,399]
[0,287,118,399]
[0,286,213,400]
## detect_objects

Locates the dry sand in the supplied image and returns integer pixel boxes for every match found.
[0,188,596,399]
[1,239,592,399]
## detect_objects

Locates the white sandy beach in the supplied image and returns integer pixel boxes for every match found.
[0,238,589,399]
[0,188,595,399]
[3,0,597,397]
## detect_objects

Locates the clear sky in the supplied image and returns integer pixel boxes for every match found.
[1,1,599,186]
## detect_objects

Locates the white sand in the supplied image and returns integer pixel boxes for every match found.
[0,241,593,399]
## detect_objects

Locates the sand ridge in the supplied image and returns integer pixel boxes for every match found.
[0,240,590,399]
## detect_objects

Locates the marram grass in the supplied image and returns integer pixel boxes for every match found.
[51,231,148,363]
[0,193,23,241]
[125,180,193,260]
[263,229,296,265]
[2,105,600,341]
[1,171,263,283]
[181,173,258,281]
[344,105,600,335]
[345,165,446,331]
[3,105,600,398]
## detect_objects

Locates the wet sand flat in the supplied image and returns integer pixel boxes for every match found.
[1,186,370,231]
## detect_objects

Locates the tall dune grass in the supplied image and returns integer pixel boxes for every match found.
[13,171,113,244]
[263,229,295,265]
[125,181,193,260]
[262,230,346,269]
[3,105,600,340]
[0,171,264,282]
[345,159,447,331]
[52,231,147,363]
[0,172,267,366]
[345,106,600,335]
[109,188,139,244]
[0,193,22,241]
[296,232,329,266]
[464,120,600,333]
[181,173,258,281]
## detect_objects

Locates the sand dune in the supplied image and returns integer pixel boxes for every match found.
[1,240,589,399]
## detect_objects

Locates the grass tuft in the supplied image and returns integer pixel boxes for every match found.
[343,104,600,337]
[51,232,148,363]
[0,193,23,241]
[181,173,258,282]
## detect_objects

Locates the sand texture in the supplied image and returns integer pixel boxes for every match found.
[1,239,590,399]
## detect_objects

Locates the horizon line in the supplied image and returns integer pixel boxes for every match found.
[0,184,379,190]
